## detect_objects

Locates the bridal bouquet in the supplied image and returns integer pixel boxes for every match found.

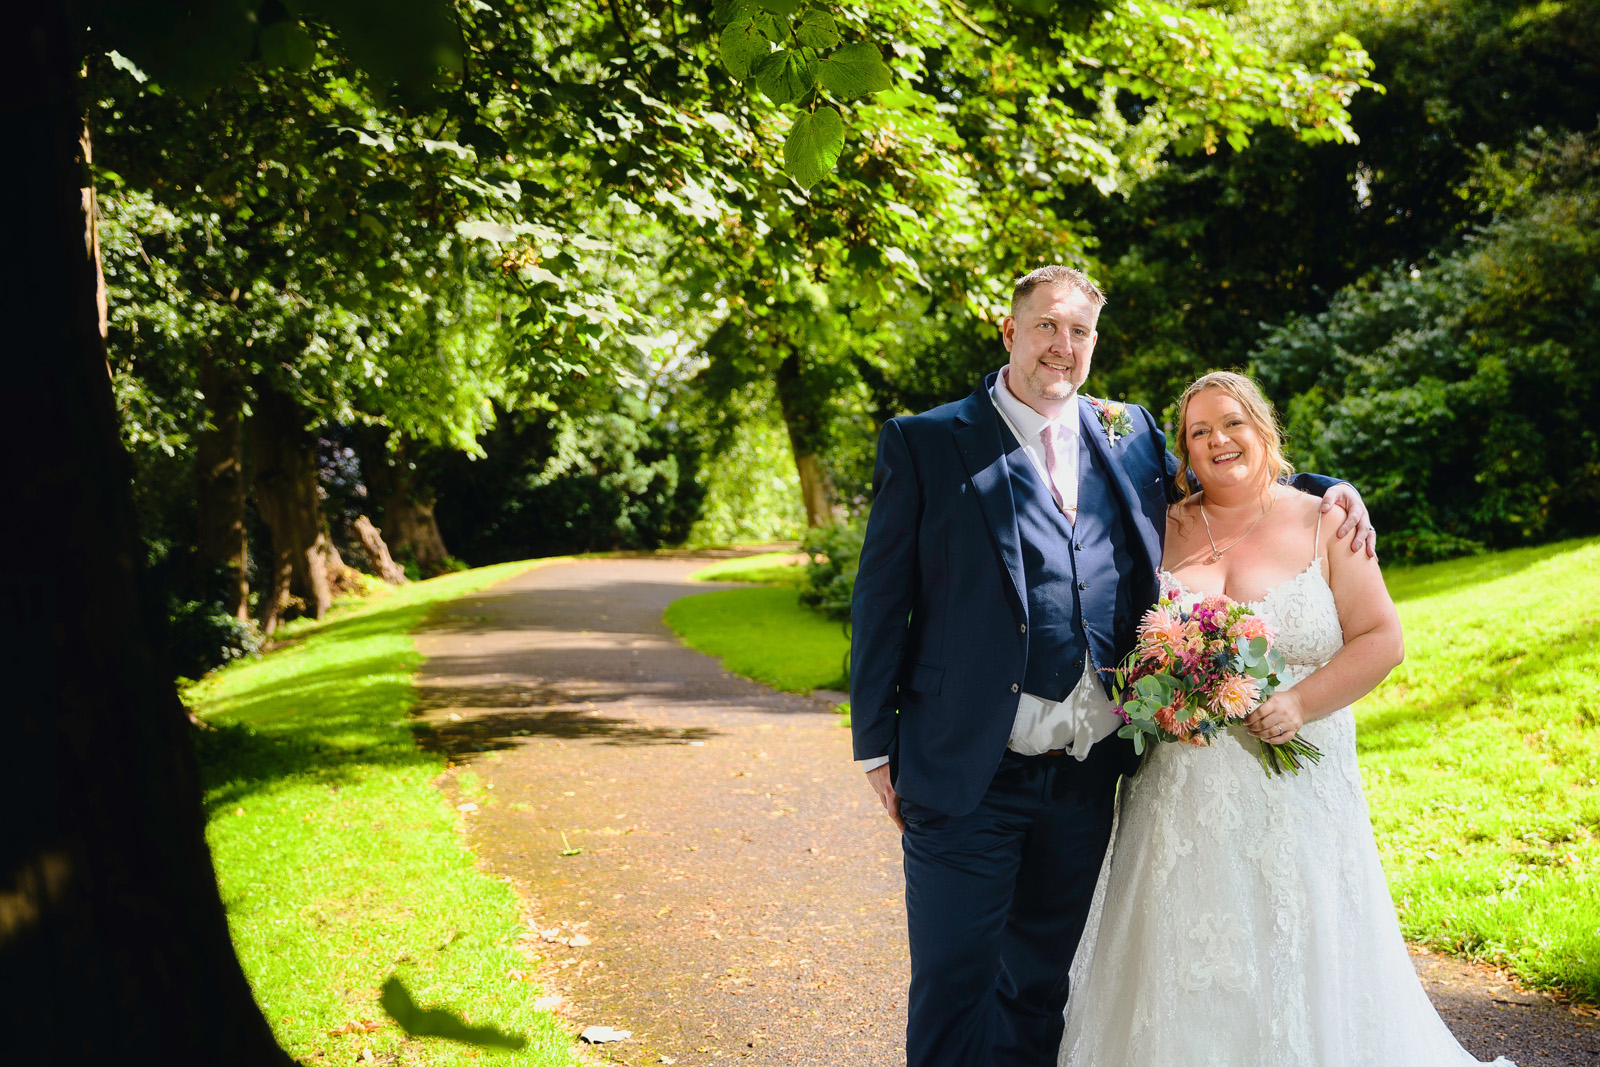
[1109,589,1322,777]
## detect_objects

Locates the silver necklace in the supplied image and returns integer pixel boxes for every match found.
[1198,491,1274,564]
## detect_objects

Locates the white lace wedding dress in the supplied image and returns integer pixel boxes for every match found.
[1059,557,1513,1067]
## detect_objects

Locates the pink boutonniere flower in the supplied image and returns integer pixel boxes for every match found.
[1087,396,1135,446]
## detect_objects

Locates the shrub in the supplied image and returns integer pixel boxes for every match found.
[799,519,864,623]
[1250,134,1600,562]
[167,596,262,680]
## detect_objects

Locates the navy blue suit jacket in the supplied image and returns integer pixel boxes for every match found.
[849,376,1336,817]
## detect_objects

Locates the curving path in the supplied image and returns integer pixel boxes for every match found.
[412,554,1596,1066]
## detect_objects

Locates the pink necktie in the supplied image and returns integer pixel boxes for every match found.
[1040,423,1075,524]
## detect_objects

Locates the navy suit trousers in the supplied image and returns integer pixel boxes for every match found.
[899,742,1123,1067]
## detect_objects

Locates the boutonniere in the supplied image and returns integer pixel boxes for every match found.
[1088,396,1135,446]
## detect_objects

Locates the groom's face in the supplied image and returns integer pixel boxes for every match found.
[1002,284,1099,413]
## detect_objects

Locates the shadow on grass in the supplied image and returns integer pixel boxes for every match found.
[1383,537,1597,604]
[381,975,526,1050]
[1355,604,1599,757]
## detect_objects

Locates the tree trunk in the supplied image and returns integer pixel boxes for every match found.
[353,515,408,585]
[248,382,335,633]
[360,430,452,575]
[774,348,840,527]
[194,350,249,619]
[0,8,292,1063]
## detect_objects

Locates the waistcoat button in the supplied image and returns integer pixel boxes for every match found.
[1011,683,1020,693]
[1078,580,1088,590]
[1019,623,1027,633]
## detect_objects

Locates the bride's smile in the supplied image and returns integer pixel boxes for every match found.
[1186,389,1267,494]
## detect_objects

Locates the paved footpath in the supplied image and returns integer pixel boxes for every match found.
[413,554,1597,1067]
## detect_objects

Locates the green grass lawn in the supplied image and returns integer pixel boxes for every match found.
[687,550,805,585]
[666,536,1600,1003]
[663,583,849,694]
[1361,536,1600,1003]
[186,562,573,1066]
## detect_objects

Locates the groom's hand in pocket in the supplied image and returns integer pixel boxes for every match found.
[866,764,905,832]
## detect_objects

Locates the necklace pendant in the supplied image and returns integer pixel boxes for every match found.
[1207,551,1224,564]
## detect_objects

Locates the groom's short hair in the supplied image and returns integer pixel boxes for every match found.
[1011,265,1106,316]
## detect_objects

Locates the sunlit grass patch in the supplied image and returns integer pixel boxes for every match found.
[187,562,573,1065]
[1362,536,1600,1003]
[687,550,806,585]
[663,585,849,694]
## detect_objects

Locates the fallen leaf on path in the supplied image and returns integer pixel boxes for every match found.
[327,1020,382,1035]
[457,802,479,813]
[579,1025,632,1043]
[569,933,591,947]
[533,995,564,1011]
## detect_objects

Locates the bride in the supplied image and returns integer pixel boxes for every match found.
[1059,371,1512,1067]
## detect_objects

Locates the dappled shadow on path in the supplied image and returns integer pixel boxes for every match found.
[413,696,721,763]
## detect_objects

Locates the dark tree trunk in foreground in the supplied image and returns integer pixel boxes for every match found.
[249,381,341,633]
[0,8,292,1064]
[775,349,840,527]
[194,350,249,619]
[361,430,452,575]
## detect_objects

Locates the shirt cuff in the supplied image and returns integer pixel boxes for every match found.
[857,755,890,773]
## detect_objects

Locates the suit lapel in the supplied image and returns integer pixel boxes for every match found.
[954,379,1027,621]
[1079,397,1163,576]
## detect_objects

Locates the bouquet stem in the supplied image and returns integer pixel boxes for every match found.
[1257,736,1324,777]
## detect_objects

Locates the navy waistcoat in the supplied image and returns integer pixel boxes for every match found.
[1007,421,1141,701]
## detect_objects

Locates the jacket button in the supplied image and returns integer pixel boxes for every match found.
[1075,542,1084,551]
[1011,683,1020,693]
[1019,623,1027,633]
[1078,580,1088,590]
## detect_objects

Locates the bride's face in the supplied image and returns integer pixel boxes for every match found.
[1184,388,1268,494]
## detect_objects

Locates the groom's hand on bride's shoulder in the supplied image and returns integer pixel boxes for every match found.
[1322,482,1378,559]
[866,763,905,833]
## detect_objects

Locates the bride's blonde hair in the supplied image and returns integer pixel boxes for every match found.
[1172,371,1295,506]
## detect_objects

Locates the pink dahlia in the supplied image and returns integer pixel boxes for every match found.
[1139,607,1186,650]
[1228,613,1274,643]
[1213,674,1262,720]
[1154,703,1197,738]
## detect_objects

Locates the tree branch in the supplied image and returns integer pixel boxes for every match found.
[603,0,635,42]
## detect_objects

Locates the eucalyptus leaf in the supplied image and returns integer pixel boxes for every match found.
[783,105,844,189]
[755,48,812,106]
[814,41,892,99]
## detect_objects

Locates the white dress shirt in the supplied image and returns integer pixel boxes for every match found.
[857,368,1121,773]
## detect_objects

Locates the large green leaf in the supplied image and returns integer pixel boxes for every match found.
[710,0,759,28]
[795,11,840,50]
[719,18,770,80]
[814,41,892,99]
[754,48,811,106]
[757,0,801,13]
[783,105,844,189]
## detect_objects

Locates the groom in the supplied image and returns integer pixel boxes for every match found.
[849,265,1373,1067]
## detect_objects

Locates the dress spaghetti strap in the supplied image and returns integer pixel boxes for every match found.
[1313,508,1325,565]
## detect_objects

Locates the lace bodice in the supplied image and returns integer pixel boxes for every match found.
[1059,560,1512,1067]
